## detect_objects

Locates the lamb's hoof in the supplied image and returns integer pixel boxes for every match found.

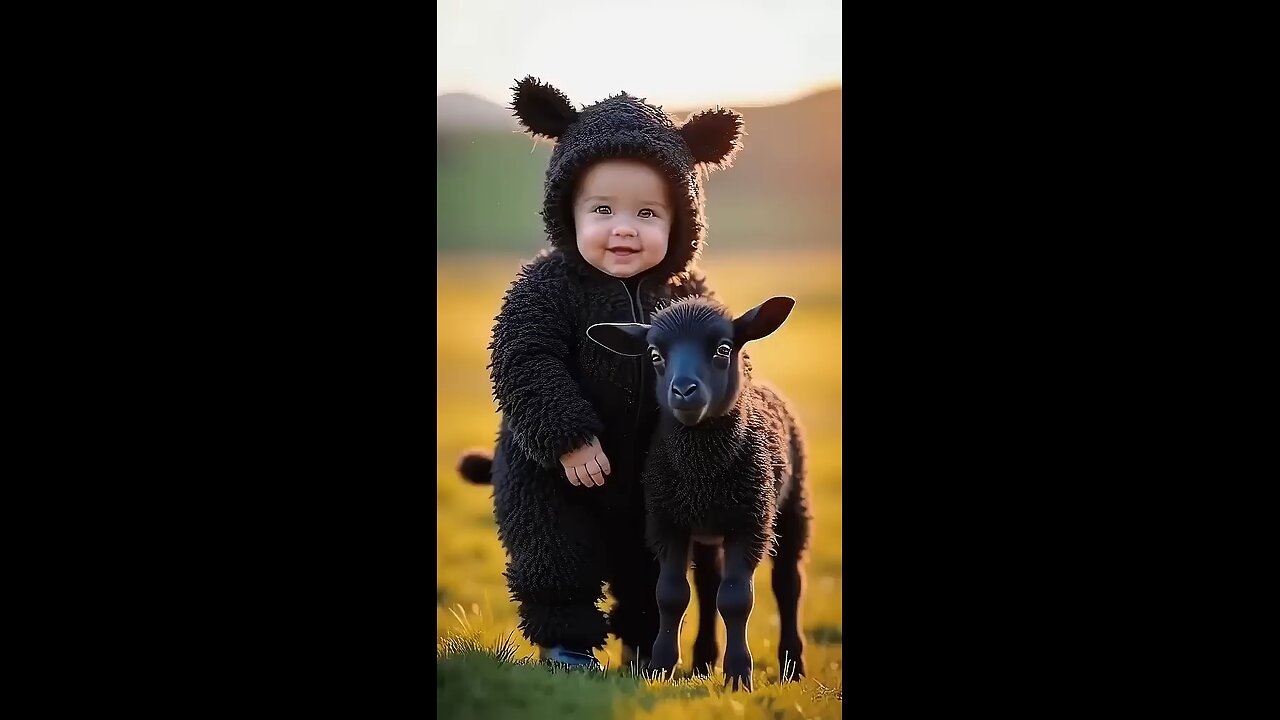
[539,645,603,671]
[726,672,754,692]
[692,639,719,676]
[648,643,680,678]
[723,650,754,691]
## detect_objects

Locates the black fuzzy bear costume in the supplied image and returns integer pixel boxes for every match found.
[462,77,744,652]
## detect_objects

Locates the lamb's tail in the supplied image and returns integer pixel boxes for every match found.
[457,450,493,484]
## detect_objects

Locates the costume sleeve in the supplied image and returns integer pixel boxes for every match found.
[490,261,604,468]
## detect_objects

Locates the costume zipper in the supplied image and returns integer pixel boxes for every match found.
[619,277,649,438]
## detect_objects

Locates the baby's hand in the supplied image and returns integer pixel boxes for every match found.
[560,437,611,487]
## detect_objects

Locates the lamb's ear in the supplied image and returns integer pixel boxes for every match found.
[679,107,744,168]
[733,297,795,344]
[510,76,578,139]
[587,323,651,356]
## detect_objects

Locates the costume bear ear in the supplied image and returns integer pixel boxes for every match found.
[679,107,745,168]
[510,76,578,139]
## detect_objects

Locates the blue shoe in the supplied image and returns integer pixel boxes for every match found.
[539,645,603,671]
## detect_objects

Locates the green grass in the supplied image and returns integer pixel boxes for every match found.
[436,252,842,719]
[436,132,554,252]
[438,606,842,720]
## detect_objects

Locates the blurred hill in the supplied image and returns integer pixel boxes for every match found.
[437,93,520,132]
[437,87,842,253]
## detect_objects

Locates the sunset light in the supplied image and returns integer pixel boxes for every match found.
[437,0,842,108]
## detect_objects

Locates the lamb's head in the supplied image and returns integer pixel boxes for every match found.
[587,296,795,426]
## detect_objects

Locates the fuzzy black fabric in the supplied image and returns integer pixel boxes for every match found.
[475,78,746,652]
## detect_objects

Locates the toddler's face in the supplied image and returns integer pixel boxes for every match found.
[573,160,671,278]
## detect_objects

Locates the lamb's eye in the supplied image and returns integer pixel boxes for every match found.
[715,343,732,358]
[649,348,664,364]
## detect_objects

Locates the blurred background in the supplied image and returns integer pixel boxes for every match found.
[437,0,843,709]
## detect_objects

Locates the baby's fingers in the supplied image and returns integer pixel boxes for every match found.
[587,459,606,486]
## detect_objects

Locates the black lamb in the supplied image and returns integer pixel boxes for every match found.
[586,295,810,691]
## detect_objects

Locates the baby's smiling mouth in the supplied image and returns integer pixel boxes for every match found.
[608,247,639,256]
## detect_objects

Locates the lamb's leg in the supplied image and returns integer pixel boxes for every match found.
[719,536,757,691]
[648,532,691,678]
[691,542,722,675]
[772,481,810,679]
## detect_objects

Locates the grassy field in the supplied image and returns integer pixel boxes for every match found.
[436,251,843,719]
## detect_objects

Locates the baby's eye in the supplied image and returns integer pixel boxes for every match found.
[638,208,656,219]
[593,205,612,215]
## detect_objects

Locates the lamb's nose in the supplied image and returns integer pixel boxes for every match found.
[671,380,698,398]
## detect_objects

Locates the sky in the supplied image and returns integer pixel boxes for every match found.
[437,0,842,109]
